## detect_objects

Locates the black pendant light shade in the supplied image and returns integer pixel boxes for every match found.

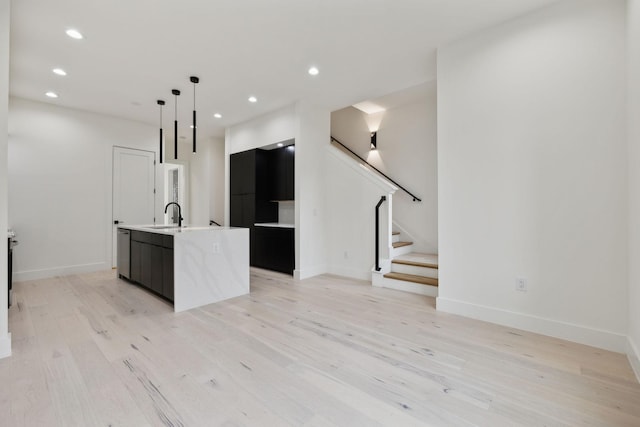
[172,89,180,160]
[157,100,165,164]
[190,76,199,153]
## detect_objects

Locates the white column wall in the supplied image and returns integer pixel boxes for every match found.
[0,0,11,358]
[437,0,628,352]
[627,0,640,378]
[294,101,329,279]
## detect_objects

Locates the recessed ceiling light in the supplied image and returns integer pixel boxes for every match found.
[248,96,257,103]
[277,143,283,147]
[52,68,67,76]
[65,29,83,39]
[213,113,222,119]
[45,91,58,98]
[308,66,319,76]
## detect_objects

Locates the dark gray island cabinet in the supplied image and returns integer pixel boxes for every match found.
[123,230,174,301]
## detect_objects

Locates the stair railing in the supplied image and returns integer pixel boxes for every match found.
[375,195,387,272]
[330,136,422,202]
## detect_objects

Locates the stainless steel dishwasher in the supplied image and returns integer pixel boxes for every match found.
[117,228,130,279]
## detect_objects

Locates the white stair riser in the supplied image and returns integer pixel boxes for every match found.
[391,263,438,278]
[392,234,400,243]
[373,274,438,297]
[391,244,414,257]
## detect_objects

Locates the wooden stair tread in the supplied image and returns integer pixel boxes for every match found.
[392,252,438,269]
[392,241,412,248]
[392,231,400,235]
[384,272,438,286]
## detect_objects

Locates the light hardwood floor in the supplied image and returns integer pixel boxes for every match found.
[1,268,639,426]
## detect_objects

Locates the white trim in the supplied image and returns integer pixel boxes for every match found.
[294,263,328,280]
[14,262,109,282]
[0,333,11,359]
[628,337,640,382]
[436,297,627,353]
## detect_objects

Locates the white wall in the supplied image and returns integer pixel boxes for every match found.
[331,86,438,253]
[8,98,160,280]
[627,0,640,378]
[208,138,225,226]
[186,137,224,226]
[437,0,628,352]
[0,0,11,358]
[294,101,330,279]
[325,147,396,279]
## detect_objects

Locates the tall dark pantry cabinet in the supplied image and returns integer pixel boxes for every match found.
[230,146,295,274]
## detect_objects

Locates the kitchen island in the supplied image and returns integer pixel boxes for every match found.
[117,225,249,312]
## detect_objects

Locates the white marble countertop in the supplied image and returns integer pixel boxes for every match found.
[254,223,295,228]
[118,224,241,235]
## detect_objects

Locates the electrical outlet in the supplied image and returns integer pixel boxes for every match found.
[516,277,527,292]
[213,242,220,254]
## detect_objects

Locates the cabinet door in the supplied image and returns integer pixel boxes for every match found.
[283,146,295,200]
[253,227,294,274]
[140,243,152,289]
[230,150,256,195]
[150,245,163,295]
[162,247,174,301]
[130,240,142,283]
[269,146,295,201]
[117,230,130,279]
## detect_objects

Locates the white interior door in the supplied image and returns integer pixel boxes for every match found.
[112,146,156,267]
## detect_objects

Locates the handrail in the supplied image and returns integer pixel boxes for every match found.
[209,220,221,226]
[375,196,386,272]
[330,136,422,202]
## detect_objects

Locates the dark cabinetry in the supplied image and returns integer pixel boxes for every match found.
[230,145,295,274]
[229,150,256,195]
[129,231,174,301]
[269,146,294,201]
[253,226,294,274]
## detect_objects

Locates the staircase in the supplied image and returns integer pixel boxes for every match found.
[373,231,438,297]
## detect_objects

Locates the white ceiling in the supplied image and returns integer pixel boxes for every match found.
[9,0,559,139]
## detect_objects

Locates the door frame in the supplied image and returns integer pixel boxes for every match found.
[112,146,156,268]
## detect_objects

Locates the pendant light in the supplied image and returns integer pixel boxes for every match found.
[157,100,165,163]
[190,76,199,153]
[172,89,180,160]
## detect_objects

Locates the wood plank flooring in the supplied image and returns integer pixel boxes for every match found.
[1,268,639,426]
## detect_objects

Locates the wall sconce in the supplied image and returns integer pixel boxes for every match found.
[370,132,377,150]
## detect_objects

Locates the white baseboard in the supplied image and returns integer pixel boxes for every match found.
[436,297,627,353]
[14,261,109,282]
[0,333,11,359]
[628,337,640,382]
[294,263,328,280]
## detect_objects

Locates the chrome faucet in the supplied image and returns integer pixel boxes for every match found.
[164,202,183,227]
